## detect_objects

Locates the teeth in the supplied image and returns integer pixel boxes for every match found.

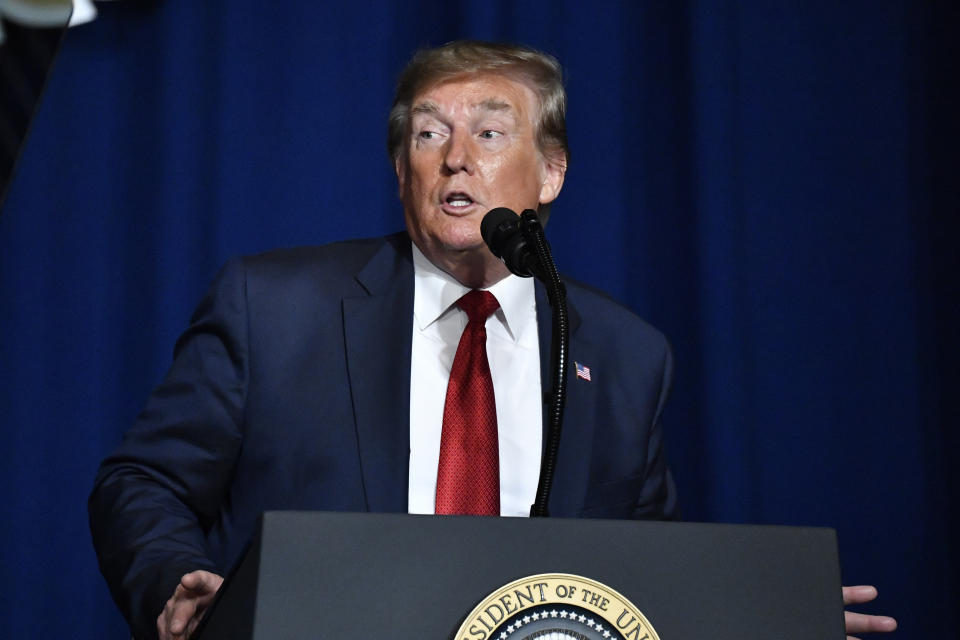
[448,198,471,207]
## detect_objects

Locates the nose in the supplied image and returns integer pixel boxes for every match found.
[442,130,475,175]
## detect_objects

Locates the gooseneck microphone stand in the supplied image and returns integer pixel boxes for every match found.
[480,207,568,518]
[518,210,569,518]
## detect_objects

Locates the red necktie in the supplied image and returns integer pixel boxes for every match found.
[435,290,501,516]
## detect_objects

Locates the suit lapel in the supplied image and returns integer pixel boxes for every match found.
[342,234,414,513]
[343,243,596,516]
[535,283,595,517]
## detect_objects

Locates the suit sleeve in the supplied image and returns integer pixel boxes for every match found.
[632,339,680,520]
[88,258,249,640]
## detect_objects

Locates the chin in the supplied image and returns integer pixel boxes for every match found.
[441,232,486,253]
[435,221,484,251]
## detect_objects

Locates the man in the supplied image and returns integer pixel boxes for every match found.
[88,41,895,640]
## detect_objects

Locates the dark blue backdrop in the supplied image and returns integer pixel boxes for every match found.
[1,2,956,637]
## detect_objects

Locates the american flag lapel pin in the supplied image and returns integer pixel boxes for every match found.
[575,361,592,381]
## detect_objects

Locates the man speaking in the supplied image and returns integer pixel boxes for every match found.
[88,41,893,640]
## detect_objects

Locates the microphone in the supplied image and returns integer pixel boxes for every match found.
[481,205,569,518]
[480,207,538,278]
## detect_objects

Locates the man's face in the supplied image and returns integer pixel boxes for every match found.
[397,73,564,279]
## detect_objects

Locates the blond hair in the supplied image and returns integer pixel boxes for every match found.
[387,40,569,169]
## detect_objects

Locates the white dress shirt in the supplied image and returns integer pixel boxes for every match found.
[407,244,543,517]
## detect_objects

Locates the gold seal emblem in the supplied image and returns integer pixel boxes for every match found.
[454,573,661,640]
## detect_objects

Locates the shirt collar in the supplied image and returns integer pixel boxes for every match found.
[412,242,535,342]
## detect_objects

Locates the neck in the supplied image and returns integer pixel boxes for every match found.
[419,243,511,289]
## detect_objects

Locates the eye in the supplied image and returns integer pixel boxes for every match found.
[418,130,438,139]
[479,129,503,140]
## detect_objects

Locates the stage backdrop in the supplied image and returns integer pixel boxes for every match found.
[1,1,956,637]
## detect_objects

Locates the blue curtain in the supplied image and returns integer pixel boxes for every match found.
[1,1,956,636]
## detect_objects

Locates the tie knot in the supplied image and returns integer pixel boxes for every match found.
[457,290,500,325]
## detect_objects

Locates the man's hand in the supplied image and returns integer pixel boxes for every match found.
[843,585,897,639]
[157,570,224,640]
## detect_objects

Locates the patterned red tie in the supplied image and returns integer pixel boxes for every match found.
[435,290,501,516]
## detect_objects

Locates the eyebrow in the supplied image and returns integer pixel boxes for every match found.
[410,98,516,118]
[478,98,513,113]
[411,102,440,117]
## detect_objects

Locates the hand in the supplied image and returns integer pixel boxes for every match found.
[157,570,224,640]
[843,585,897,639]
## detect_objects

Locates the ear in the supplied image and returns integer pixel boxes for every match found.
[538,156,566,205]
[394,154,407,199]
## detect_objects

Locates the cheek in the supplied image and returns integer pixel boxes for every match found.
[481,153,526,188]
[502,156,544,196]
[513,148,545,179]
[407,157,440,192]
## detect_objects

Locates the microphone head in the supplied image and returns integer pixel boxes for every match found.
[480,207,520,256]
[481,207,535,278]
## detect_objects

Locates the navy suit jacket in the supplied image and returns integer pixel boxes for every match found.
[89,232,677,639]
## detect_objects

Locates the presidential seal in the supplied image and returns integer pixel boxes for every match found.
[453,573,661,640]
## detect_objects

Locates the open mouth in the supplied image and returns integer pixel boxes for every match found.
[443,191,475,210]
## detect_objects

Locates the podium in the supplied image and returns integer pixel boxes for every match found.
[196,511,845,639]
